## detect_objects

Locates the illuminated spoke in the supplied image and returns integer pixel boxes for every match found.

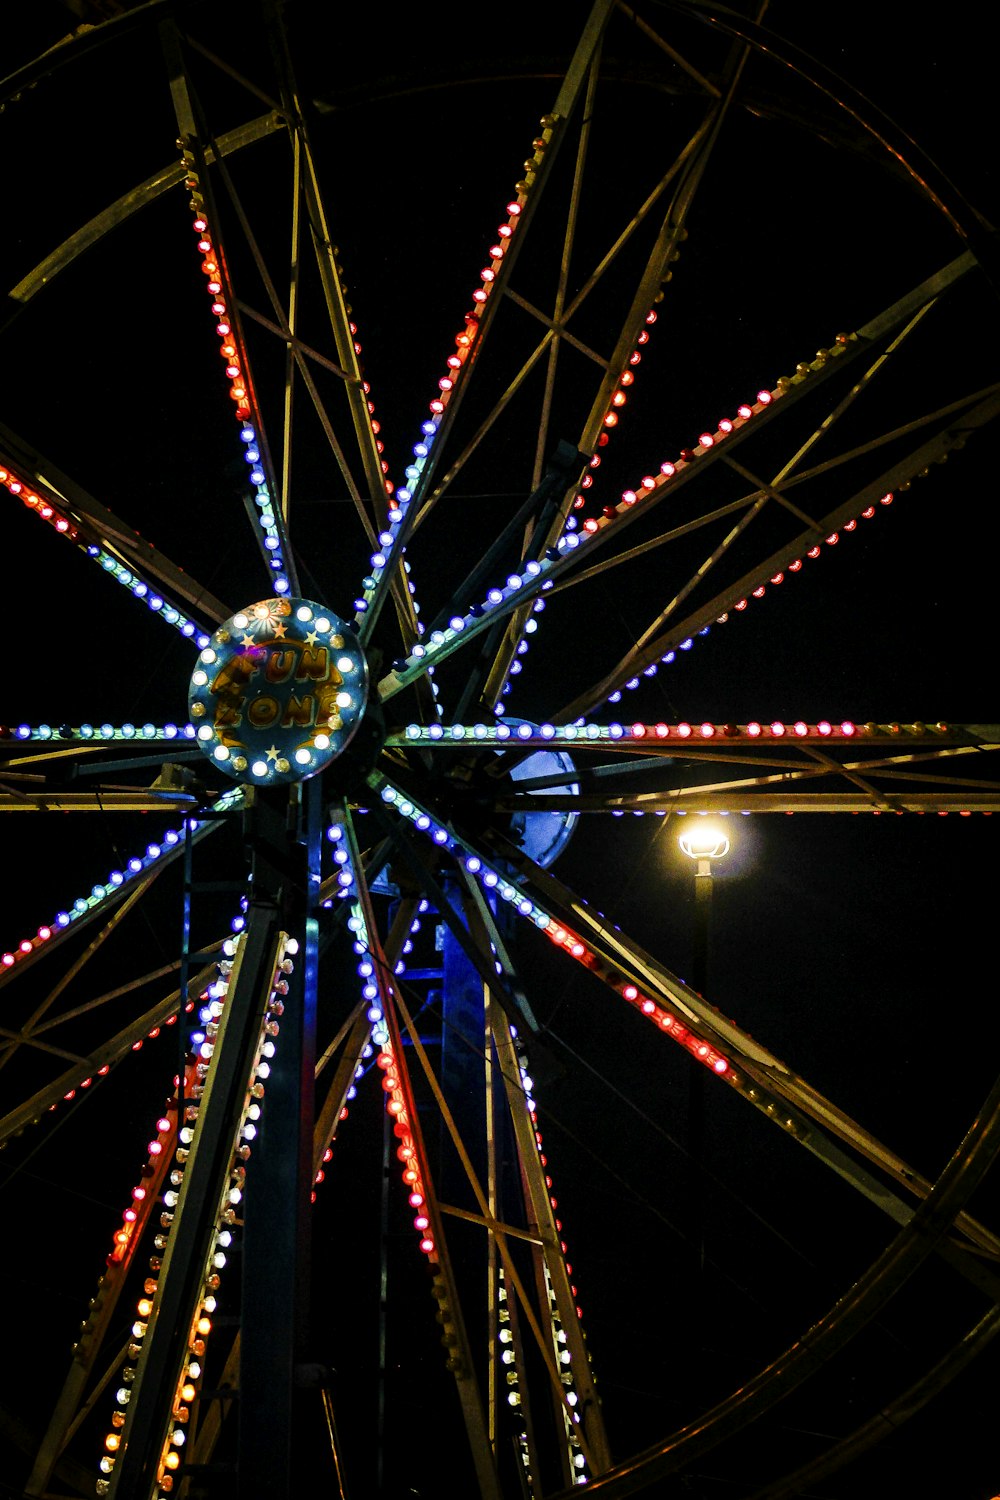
[391,970,601,1480]
[100,917,294,1495]
[164,29,435,666]
[354,0,616,645]
[0,441,220,643]
[386,721,1000,813]
[557,384,1000,722]
[3,724,195,746]
[376,258,985,710]
[0,883,159,1076]
[195,120,379,546]
[456,869,610,1476]
[165,29,298,597]
[0,963,214,1149]
[334,812,504,1498]
[0,792,239,984]
[24,1081,190,1499]
[480,21,762,713]
[266,38,394,522]
[370,768,1000,1263]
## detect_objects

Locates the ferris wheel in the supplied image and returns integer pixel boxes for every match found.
[2,4,1000,1497]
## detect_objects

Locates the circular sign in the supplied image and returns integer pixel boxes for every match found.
[188,597,368,785]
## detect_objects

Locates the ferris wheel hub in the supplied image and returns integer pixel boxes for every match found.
[188,596,369,785]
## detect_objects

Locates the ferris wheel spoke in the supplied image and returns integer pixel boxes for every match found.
[549,1079,1000,1499]
[206,143,373,542]
[364,808,532,1033]
[172,18,430,653]
[453,872,539,1033]
[311,1005,376,1177]
[101,913,292,1497]
[422,446,585,654]
[384,714,1000,811]
[24,1059,208,1500]
[7,115,281,312]
[556,380,1000,723]
[544,254,976,607]
[334,811,505,1499]
[523,251,976,709]
[487,724,1000,814]
[0,792,236,987]
[749,295,941,498]
[376,514,620,704]
[163,26,298,598]
[171,827,388,1490]
[0,879,158,1078]
[479,836,1000,1263]
[341,810,609,1485]
[197,114,384,551]
[192,63,439,675]
[0,432,222,643]
[456,869,611,1478]
[183,982,375,1484]
[572,12,772,471]
[261,17,394,523]
[0,955,217,1148]
[526,37,604,494]
[391,970,604,1483]
[181,970,372,1483]
[0,788,203,812]
[238,289,380,551]
[479,15,764,713]
[372,770,1000,1266]
[0,727,205,802]
[378,256,984,710]
[544,373,1000,602]
[353,0,616,647]
[617,376,994,667]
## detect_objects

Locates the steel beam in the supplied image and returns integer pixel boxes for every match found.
[0,422,230,623]
[107,905,285,1497]
[557,382,1000,721]
[239,782,320,1498]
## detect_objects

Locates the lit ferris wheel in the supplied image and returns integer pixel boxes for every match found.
[2,4,1000,1498]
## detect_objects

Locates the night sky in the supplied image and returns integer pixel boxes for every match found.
[1,5,999,1499]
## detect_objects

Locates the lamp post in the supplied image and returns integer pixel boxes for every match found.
[678,822,731,1000]
[678,821,730,1394]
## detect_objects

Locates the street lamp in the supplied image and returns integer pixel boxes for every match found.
[678,821,730,997]
[678,819,731,1340]
[678,824,731,861]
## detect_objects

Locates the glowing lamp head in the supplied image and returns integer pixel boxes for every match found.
[678,824,731,862]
